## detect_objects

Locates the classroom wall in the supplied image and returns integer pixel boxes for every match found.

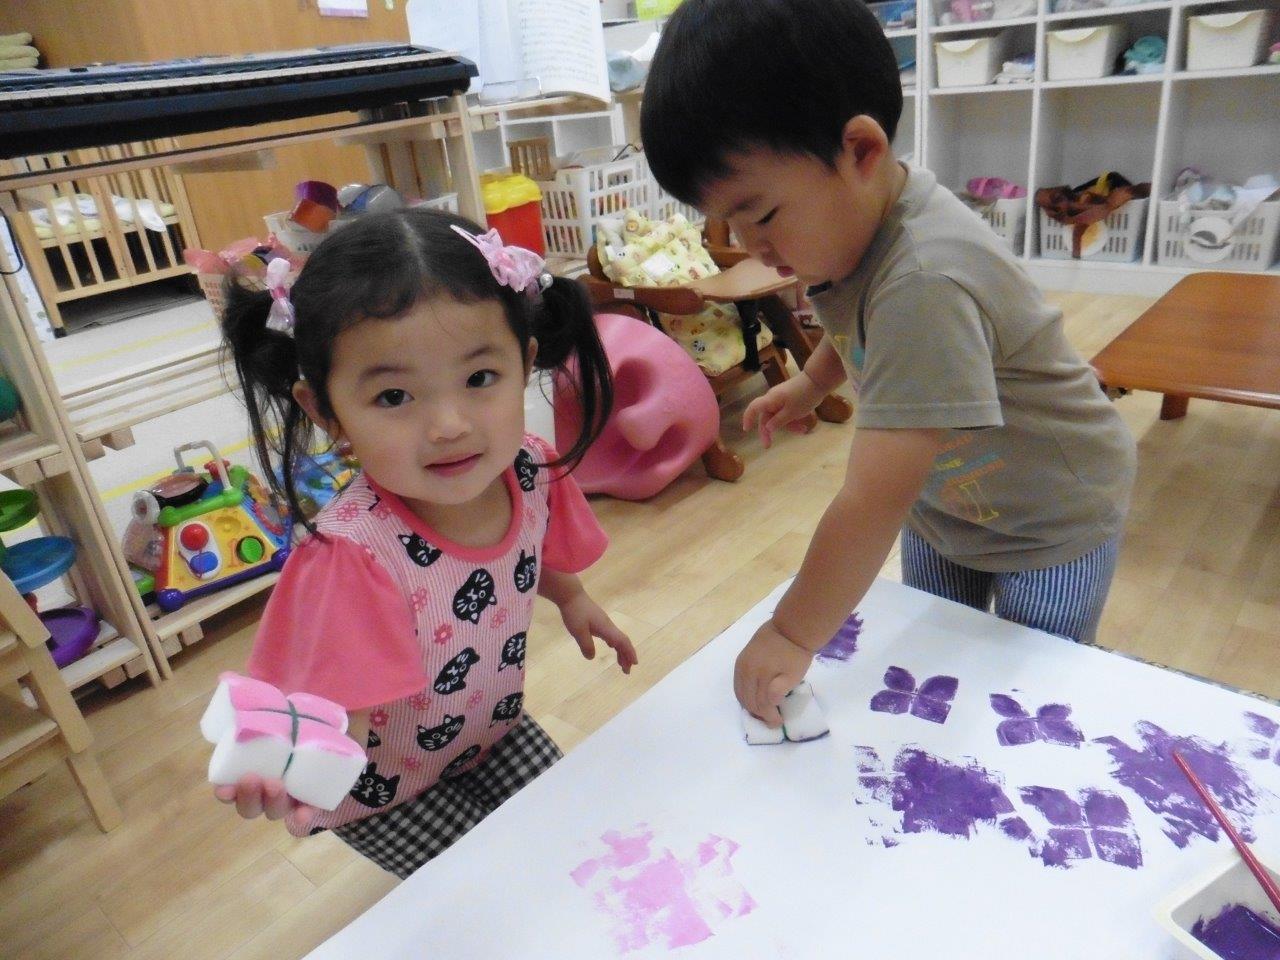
[0,0,414,250]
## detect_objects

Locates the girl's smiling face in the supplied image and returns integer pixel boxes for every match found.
[300,294,533,513]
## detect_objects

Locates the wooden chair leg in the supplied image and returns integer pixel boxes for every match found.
[66,751,122,832]
[701,437,744,482]
[760,350,817,433]
[816,394,854,423]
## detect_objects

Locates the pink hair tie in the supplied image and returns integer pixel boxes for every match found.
[264,258,296,337]
[450,225,551,296]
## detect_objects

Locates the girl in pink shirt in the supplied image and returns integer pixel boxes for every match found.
[214,209,637,877]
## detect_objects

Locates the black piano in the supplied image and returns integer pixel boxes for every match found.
[0,43,477,158]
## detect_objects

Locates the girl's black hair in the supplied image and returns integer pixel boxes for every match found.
[222,208,612,531]
[641,0,904,207]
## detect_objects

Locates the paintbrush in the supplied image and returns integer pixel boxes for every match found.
[1173,749,1280,915]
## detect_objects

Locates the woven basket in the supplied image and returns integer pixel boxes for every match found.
[196,272,268,321]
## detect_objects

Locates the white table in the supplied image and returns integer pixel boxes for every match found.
[305,579,1280,959]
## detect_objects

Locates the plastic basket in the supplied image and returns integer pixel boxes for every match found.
[414,192,460,214]
[1186,10,1274,70]
[634,153,706,227]
[973,196,1027,253]
[196,272,266,320]
[537,154,651,258]
[1039,198,1147,262]
[1156,198,1280,270]
[935,33,1010,86]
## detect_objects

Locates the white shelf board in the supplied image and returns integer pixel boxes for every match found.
[1045,1,1173,20]
[886,27,919,37]
[59,620,144,691]
[1041,72,1168,88]
[1171,64,1280,82]
[147,571,280,642]
[931,82,1035,94]
[931,15,1039,32]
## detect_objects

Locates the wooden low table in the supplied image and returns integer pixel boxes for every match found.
[1091,272,1280,420]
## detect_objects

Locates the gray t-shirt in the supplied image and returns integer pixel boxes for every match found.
[810,163,1136,572]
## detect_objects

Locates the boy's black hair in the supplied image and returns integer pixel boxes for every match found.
[641,0,903,206]
[222,208,612,532]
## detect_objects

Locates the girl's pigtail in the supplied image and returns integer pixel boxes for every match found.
[531,276,613,471]
[221,276,318,534]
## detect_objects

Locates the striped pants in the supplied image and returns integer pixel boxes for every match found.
[899,527,1120,644]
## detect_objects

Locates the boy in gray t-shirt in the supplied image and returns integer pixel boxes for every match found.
[641,0,1136,727]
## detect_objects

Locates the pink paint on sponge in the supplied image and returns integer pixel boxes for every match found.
[201,672,366,810]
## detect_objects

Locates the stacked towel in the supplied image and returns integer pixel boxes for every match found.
[0,33,39,71]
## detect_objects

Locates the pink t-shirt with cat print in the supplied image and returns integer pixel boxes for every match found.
[247,435,606,835]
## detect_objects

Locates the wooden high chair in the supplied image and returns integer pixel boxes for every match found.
[582,229,852,482]
[0,571,121,831]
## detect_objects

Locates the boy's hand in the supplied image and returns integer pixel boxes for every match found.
[214,773,319,826]
[559,592,639,674]
[742,374,826,448]
[733,619,815,726]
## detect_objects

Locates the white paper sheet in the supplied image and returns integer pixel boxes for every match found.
[304,578,1280,959]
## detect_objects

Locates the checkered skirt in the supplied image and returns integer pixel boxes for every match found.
[331,714,562,878]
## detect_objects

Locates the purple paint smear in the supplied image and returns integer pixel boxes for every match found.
[855,745,1022,839]
[870,667,958,724]
[1245,712,1280,767]
[855,747,1143,872]
[1097,721,1260,849]
[1192,904,1280,960]
[816,612,863,663]
[1018,786,1143,869]
[990,695,1084,747]
[571,826,755,953]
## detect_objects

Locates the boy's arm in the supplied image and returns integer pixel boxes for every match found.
[801,335,848,394]
[734,426,945,722]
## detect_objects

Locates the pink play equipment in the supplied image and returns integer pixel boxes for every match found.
[554,312,721,500]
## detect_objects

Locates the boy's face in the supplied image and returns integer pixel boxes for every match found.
[700,140,890,287]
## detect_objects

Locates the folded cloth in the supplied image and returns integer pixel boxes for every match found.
[742,681,831,745]
[0,58,38,71]
[0,45,38,58]
[0,33,33,46]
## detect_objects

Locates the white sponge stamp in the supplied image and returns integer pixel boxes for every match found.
[202,673,367,811]
[742,681,830,745]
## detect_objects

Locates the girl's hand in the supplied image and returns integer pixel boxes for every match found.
[214,773,320,827]
[742,373,827,448]
[559,592,638,674]
[733,619,814,726]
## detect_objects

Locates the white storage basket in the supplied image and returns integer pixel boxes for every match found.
[935,33,1010,86]
[537,154,650,258]
[1038,198,1148,262]
[974,196,1027,253]
[414,192,460,214]
[1156,198,1280,270]
[1047,25,1126,80]
[1186,10,1274,70]
[263,211,327,254]
[633,153,706,227]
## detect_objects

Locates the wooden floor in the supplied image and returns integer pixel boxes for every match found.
[3,292,1279,960]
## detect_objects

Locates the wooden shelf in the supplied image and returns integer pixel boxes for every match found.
[0,426,63,478]
[59,620,146,692]
[148,571,280,644]
[0,694,58,763]
[61,344,231,446]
